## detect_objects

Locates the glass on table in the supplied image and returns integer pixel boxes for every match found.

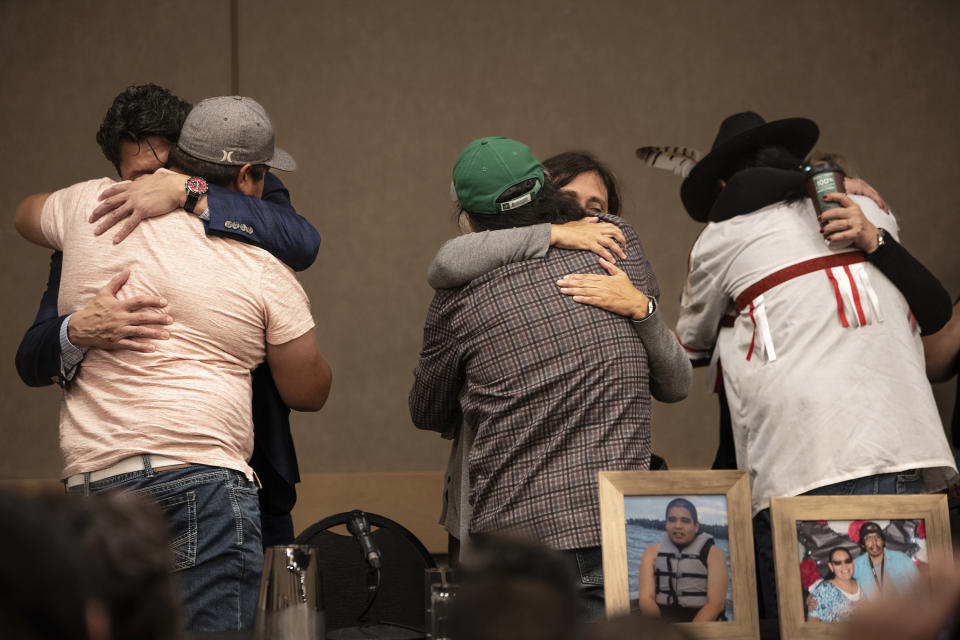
[425,567,459,640]
[254,545,324,640]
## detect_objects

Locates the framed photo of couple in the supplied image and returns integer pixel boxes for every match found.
[770,494,952,639]
[597,470,760,639]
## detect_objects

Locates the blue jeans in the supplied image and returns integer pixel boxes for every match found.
[563,546,605,621]
[69,460,263,631]
[753,470,924,622]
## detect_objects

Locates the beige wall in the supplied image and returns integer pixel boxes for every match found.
[2,1,958,538]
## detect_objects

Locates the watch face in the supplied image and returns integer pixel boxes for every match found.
[186,176,208,195]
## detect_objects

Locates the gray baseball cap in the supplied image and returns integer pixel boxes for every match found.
[177,96,296,171]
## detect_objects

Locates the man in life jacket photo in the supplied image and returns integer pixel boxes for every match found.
[637,497,729,622]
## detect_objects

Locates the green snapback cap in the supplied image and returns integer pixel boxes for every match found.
[452,137,544,214]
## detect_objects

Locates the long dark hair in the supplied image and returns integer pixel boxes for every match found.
[543,151,621,215]
[463,179,584,232]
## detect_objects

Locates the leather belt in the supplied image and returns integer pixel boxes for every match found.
[65,454,190,488]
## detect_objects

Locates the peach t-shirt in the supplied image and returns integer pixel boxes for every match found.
[41,176,315,479]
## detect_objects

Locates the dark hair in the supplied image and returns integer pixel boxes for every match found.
[0,492,89,640]
[167,146,268,188]
[543,151,621,215]
[724,144,806,181]
[824,547,853,580]
[584,613,695,640]
[720,144,808,202]
[462,179,584,232]
[57,493,183,640]
[96,84,192,176]
[665,497,698,524]
[449,536,580,640]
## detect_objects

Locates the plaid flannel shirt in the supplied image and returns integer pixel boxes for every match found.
[410,214,658,550]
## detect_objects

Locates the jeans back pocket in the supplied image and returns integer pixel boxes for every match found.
[153,489,198,571]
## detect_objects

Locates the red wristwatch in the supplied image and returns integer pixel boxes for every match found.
[184,176,208,214]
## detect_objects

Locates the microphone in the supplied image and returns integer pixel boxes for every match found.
[347,510,382,570]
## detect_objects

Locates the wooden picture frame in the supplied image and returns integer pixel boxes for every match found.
[770,494,952,639]
[598,470,759,639]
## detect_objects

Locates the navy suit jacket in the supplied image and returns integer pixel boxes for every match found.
[15,173,320,544]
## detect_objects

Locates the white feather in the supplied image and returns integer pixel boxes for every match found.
[635,146,702,178]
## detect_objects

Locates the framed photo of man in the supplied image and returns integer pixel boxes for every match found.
[770,494,952,639]
[598,470,759,640]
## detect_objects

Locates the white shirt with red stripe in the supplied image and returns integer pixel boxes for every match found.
[677,195,956,515]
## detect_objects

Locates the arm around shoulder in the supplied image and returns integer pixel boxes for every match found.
[206,174,321,272]
[427,224,551,289]
[266,328,332,411]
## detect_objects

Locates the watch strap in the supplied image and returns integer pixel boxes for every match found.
[867,227,889,258]
[633,295,658,324]
[184,191,200,214]
[184,176,208,214]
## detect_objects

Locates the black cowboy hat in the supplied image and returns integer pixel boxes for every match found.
[680,111,820,222]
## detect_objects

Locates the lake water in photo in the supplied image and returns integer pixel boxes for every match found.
[626,523,735,621]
